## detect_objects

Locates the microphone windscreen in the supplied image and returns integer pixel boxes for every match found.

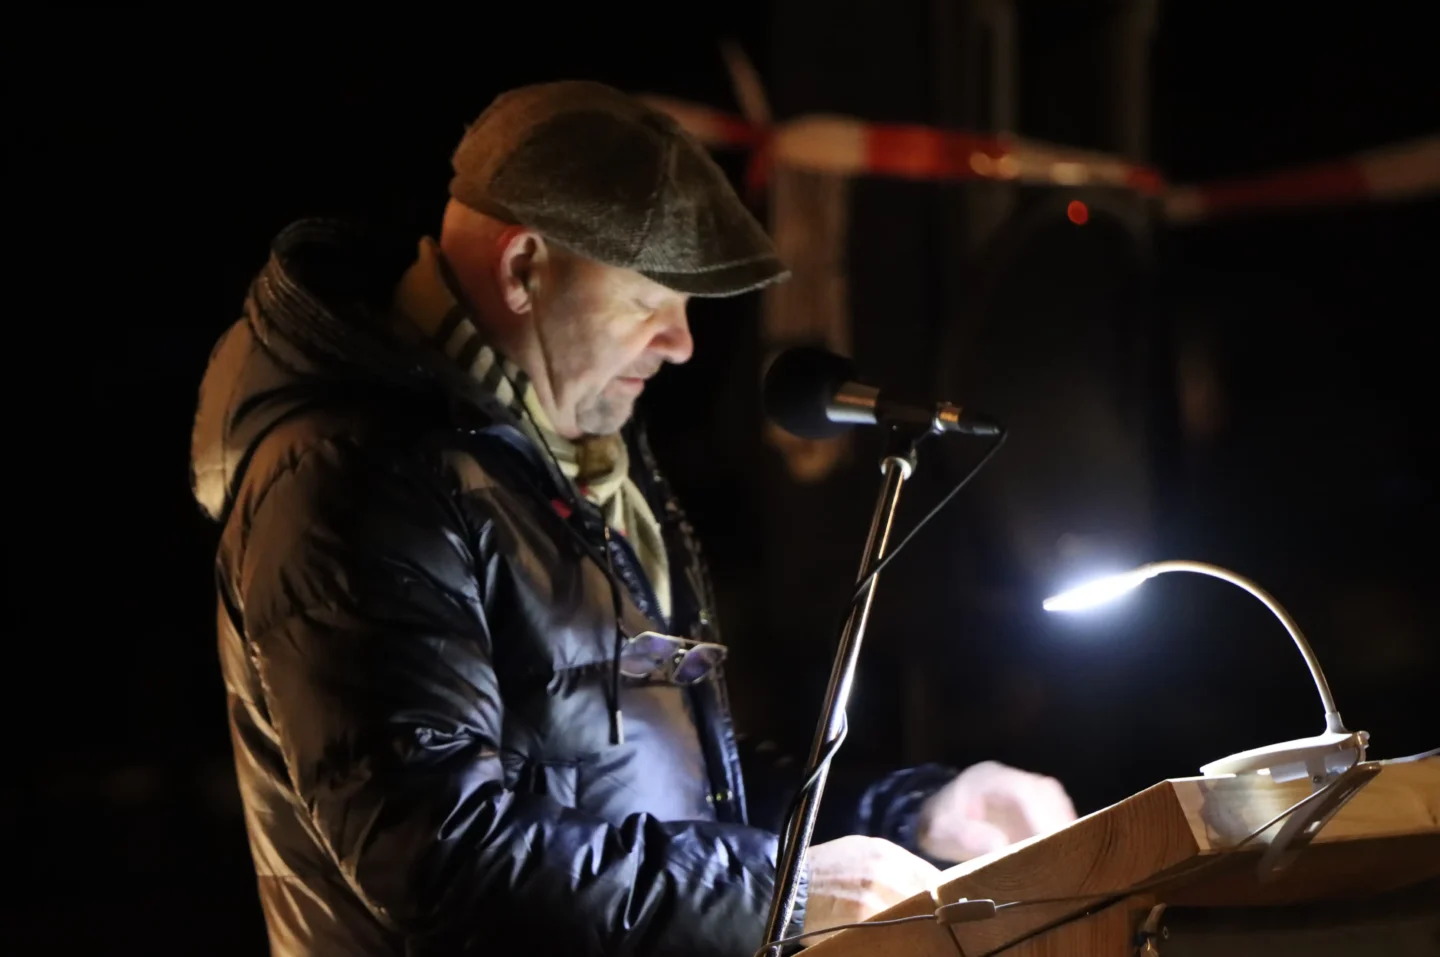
[762,347,858,440]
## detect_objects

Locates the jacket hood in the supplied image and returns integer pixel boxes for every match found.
[189,219,495,522]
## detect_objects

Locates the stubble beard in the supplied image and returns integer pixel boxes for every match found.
[574,387,636,437]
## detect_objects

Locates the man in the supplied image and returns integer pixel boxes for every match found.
[191,81,1075,956]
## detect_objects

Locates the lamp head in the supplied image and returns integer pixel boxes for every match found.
[1042,567,1156,612]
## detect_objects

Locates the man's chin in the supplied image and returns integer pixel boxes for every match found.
[575,392,638,436]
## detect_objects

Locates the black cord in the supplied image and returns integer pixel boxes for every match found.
[602,526,627,745]
[850,432,1007,608]
[771,433,1007,877]
[799,713,849,796]
[773,714,849,846]
[975,764,1365,954]
[498,369,632,745]
[760,768,1359,955]
[504,364,1007,842]
[750,913,936,957]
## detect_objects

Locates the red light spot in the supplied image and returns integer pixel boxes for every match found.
[1067,200,1089,225]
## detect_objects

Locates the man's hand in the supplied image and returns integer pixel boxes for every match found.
[800,834,944,938]
[802,836,942,942]
[916,761,1077,863]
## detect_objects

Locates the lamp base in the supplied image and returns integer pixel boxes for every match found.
[1201,729,1370,789]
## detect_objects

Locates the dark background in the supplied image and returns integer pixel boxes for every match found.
[7,4,1435,951]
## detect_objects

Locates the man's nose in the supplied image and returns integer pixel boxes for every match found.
[650,303,694,365]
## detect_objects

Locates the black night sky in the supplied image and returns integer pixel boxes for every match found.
[8,5,1436,952]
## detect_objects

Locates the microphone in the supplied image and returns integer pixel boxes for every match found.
[763,346,1002,440]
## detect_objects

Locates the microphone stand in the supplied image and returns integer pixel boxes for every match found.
[760,422,933,954]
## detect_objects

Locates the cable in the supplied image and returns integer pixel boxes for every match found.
[501,364,1009,940]
[768,433,1008,916]
[963,766,1368,957]
[990,763,1357,915]
[771,714,849,854]
[850,432,1007,608]
[759,768,1356,955]
[799,713,849,796]
[750,913,936,957]
[496,367,635,744]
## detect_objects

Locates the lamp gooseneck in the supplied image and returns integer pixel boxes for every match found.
[1135,561,1345,733]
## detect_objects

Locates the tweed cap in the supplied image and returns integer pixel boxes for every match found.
[449,81,788,297]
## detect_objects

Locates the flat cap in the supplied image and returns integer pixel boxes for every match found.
[450,81,788,297]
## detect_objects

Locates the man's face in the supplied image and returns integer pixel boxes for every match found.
[533,251,693,436]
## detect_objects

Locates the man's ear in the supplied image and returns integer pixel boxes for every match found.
[496,227,545,315]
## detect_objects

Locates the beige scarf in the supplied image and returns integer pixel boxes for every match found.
[391,238,672,620]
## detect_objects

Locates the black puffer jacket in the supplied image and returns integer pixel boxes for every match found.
[191,221,951,956]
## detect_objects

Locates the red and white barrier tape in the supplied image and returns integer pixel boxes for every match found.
[640,94,1438,222]
[1161,136,1440,222]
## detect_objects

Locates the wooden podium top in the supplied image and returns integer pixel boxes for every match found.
[805,755,1439,957]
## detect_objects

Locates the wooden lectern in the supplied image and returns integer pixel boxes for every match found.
[806,756,1439,956]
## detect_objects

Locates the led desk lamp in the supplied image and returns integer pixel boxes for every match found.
[1044,561,1368,787]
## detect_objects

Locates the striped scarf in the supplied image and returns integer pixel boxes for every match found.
[391,237,671,620]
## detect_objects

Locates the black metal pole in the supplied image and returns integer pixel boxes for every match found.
[760,436,919,952]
